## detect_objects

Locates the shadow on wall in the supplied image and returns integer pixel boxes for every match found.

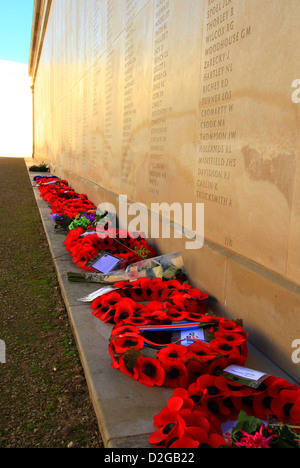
[0,60,32,158]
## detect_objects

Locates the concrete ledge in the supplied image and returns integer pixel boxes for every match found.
[26,165,298,448]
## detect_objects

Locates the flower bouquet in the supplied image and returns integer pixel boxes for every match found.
[67,251,186,284]
[29,162,49,172]
[223,410,300,448]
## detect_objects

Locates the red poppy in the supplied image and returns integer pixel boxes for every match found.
[185,341,218,362]
[112,333,144,355]
[217,317,244,333]
[267,376,297,397]
[212,330,246,346]
[144,301,165,318]
[157,344,188,363]
[207,354,247,376]
[121,315,152,326]
[135,357,165,387]
[271,389,300,424]
[208,338,241,356]
[113,301,137,323]
[111,324,138,338]
[162,360,189,388]
[148,413,186,446]
[216,375,260,398]
[164,307,187,322]
[90,292,123,311]
[118,356,139,380]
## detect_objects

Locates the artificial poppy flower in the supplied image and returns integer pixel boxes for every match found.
[185,341,218,362]
[213,330,246,347]
[161,307,184,322]
[92,305,116,323]
[230,394,257,417]
[162,360,189,388]
[113,301,137,323]
[121,315,152,326]
[143,301,164,316]
[217,317,244,333]
[207,354,247,376]
[149,412,186,447]
[117,355,139,380]
[208,338,241,356]
[152,392,195,432]
[186,359,211,385]
[187,374,221,398]
[135,357,165,387]
[270,388,300,424]
[143,280,170,302]
[111,324,138,338]
[252,392,275,419]
[112,333,144,354]
[267,376,297,397]
[157,343,188,363]
[216,375,260,398]
[171,390,195,411]
[90,292,123,311]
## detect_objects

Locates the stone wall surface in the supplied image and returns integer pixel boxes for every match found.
[30,0,300,382]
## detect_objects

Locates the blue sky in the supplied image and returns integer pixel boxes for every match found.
[0,0,35,64]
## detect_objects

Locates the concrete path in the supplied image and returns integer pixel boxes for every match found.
[24,158,297,448]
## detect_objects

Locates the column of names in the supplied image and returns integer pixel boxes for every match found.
[121,0,138,188]
[149,0,171,196]
[196,0,238,212]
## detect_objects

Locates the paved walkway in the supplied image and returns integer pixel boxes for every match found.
[17,157,298,447]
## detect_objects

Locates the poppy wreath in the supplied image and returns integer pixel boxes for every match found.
[108,316,248,389]
[50,198,97,219]
[64,227,157,271]
[38,179,71,202]
[37,177,97,214]
[90,277,210,325]
[33,175,59,182]
[35,175,157,269]
[148,372,300,448]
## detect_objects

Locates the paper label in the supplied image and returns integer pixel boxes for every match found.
[223,365,267,381]
[181,327,206,345]
[91,254,120,274]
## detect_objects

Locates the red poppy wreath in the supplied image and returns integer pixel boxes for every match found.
[148,372,300,448]
[108,315,248,389]
[90,277,210,325]
[64,228,157,271]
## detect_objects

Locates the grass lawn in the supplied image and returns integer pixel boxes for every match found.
[0,157,103,448]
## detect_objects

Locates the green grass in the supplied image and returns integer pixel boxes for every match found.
[0,158,102,448]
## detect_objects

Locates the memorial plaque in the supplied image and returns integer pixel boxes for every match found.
[146,0,202,206]
[30,0,300,379]
[195,0,300,278]
[31,0,300,282]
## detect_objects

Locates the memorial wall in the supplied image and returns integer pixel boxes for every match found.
[29,0,300,382]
